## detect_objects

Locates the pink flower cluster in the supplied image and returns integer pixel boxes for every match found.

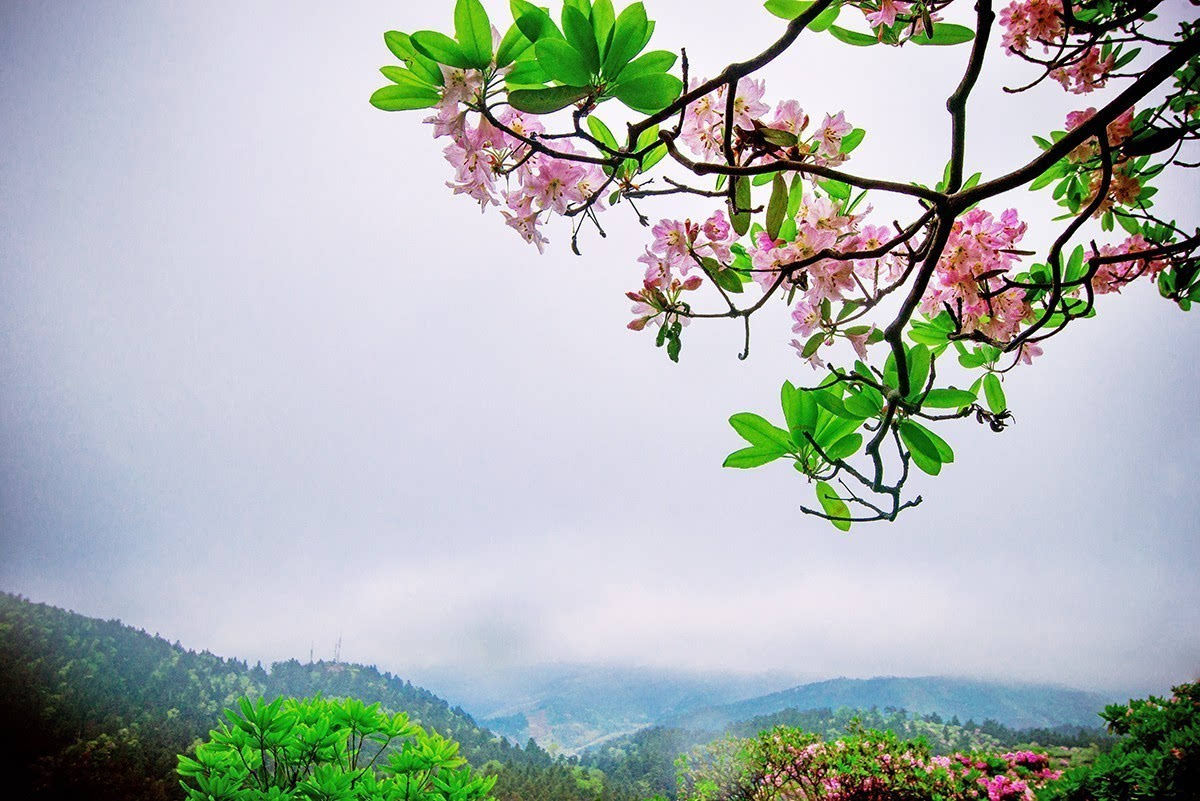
[679,77,852,168]
[978,773,1033,801]
[1088,233,1167,295]
[998,0,1065,54]
[999,1,1113,93]
[1002,750,1063,782]
[920,208,1032,343]
[1050,46,1116,95]
[426,67,606,253]
[1064,106,1135,161]
[626,212,735,330]
[678,77,770,161]
[758,736,1061,801]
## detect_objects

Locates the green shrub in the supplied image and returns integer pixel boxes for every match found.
[178,695,497,801]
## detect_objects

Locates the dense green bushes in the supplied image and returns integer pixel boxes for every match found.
[1042,681,1199,800]
[178,695,496,801]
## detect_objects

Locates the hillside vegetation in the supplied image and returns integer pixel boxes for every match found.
[0,593,1141,800]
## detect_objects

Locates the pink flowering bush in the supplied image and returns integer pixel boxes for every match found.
[676,726,1064,801]
[371,0,1200,527]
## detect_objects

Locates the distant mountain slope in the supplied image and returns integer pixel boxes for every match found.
[664,676,1113,731]
[409,664,803,754]
[0,592,564,801]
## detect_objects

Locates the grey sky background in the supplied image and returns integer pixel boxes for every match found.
[2,1,1197,696]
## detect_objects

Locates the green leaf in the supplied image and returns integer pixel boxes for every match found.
[729,412,794,452]
[384,31,444,85]
[535,38,594,86]
[766,174,788,241]
[370,83,441,111]
[635,122,661,151]
[781,381,818,443]
[706,258,744,294]
[828,24,879,46]
[1115,211,1141,235]
[764,0,808,20]
[611,72,682,113]
[815,481,852,532]
[809,3,841,32]
[787,174,805,217]
[982,373,1006,414]
[562,5,601,73]
[592,0,616,58]
[922,388,976,409]
[842,390,879,418]
[511,0,564,43]
[411,30,475,68]
[1064,243,1086,283]
[587,116,619,150]
[616,50,677,83]
[454,0,493,68]
[898,420,942,475]
[910,22,976,46]
[508,85,591,114]
[732,177,752,236]
[813,387,852,419]
[824,432,862,461]
[840,128,866,154]
[496,23,534,67]
[904,420,953,463]
[506,59,550,88]
[818,178,850,200]
[905,344,932,400]
[642,142,668,171]
[724,445,786,469]
[380,66,435,90]
[801,332,825,359]
[601,2,648,79]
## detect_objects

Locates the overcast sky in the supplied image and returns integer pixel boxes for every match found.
[2,0,1197,697]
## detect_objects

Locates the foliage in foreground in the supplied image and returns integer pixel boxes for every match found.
[1041,680,1200,800]
[676,725,1065,801]
[178,695,496,801]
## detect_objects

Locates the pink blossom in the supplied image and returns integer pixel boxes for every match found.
[865,0,912,29]
[731,78,769,128]
[845,326,876,360]
[1050,46,1115,94]
[790,338,826,370]
[525,153,585,214]
[651,218,699,266]
[771,100,809,136]
[816,112,852,158]
[500,193,548,253]
[791,300,822,337]
[999,0,1065,55]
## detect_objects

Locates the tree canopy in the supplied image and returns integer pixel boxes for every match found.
[371,0,1199,528]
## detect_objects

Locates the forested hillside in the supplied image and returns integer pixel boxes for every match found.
[0,593,608,801]
[0,592,1121,801]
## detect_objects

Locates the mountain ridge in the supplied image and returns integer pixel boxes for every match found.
[663,674,1114,732]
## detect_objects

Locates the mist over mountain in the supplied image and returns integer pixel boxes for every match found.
[664,675,1115,732]
[406,664,807,753]
[407,666,1121,753]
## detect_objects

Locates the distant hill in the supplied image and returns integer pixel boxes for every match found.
[664,676,1114,731]
[408,664,804,754]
